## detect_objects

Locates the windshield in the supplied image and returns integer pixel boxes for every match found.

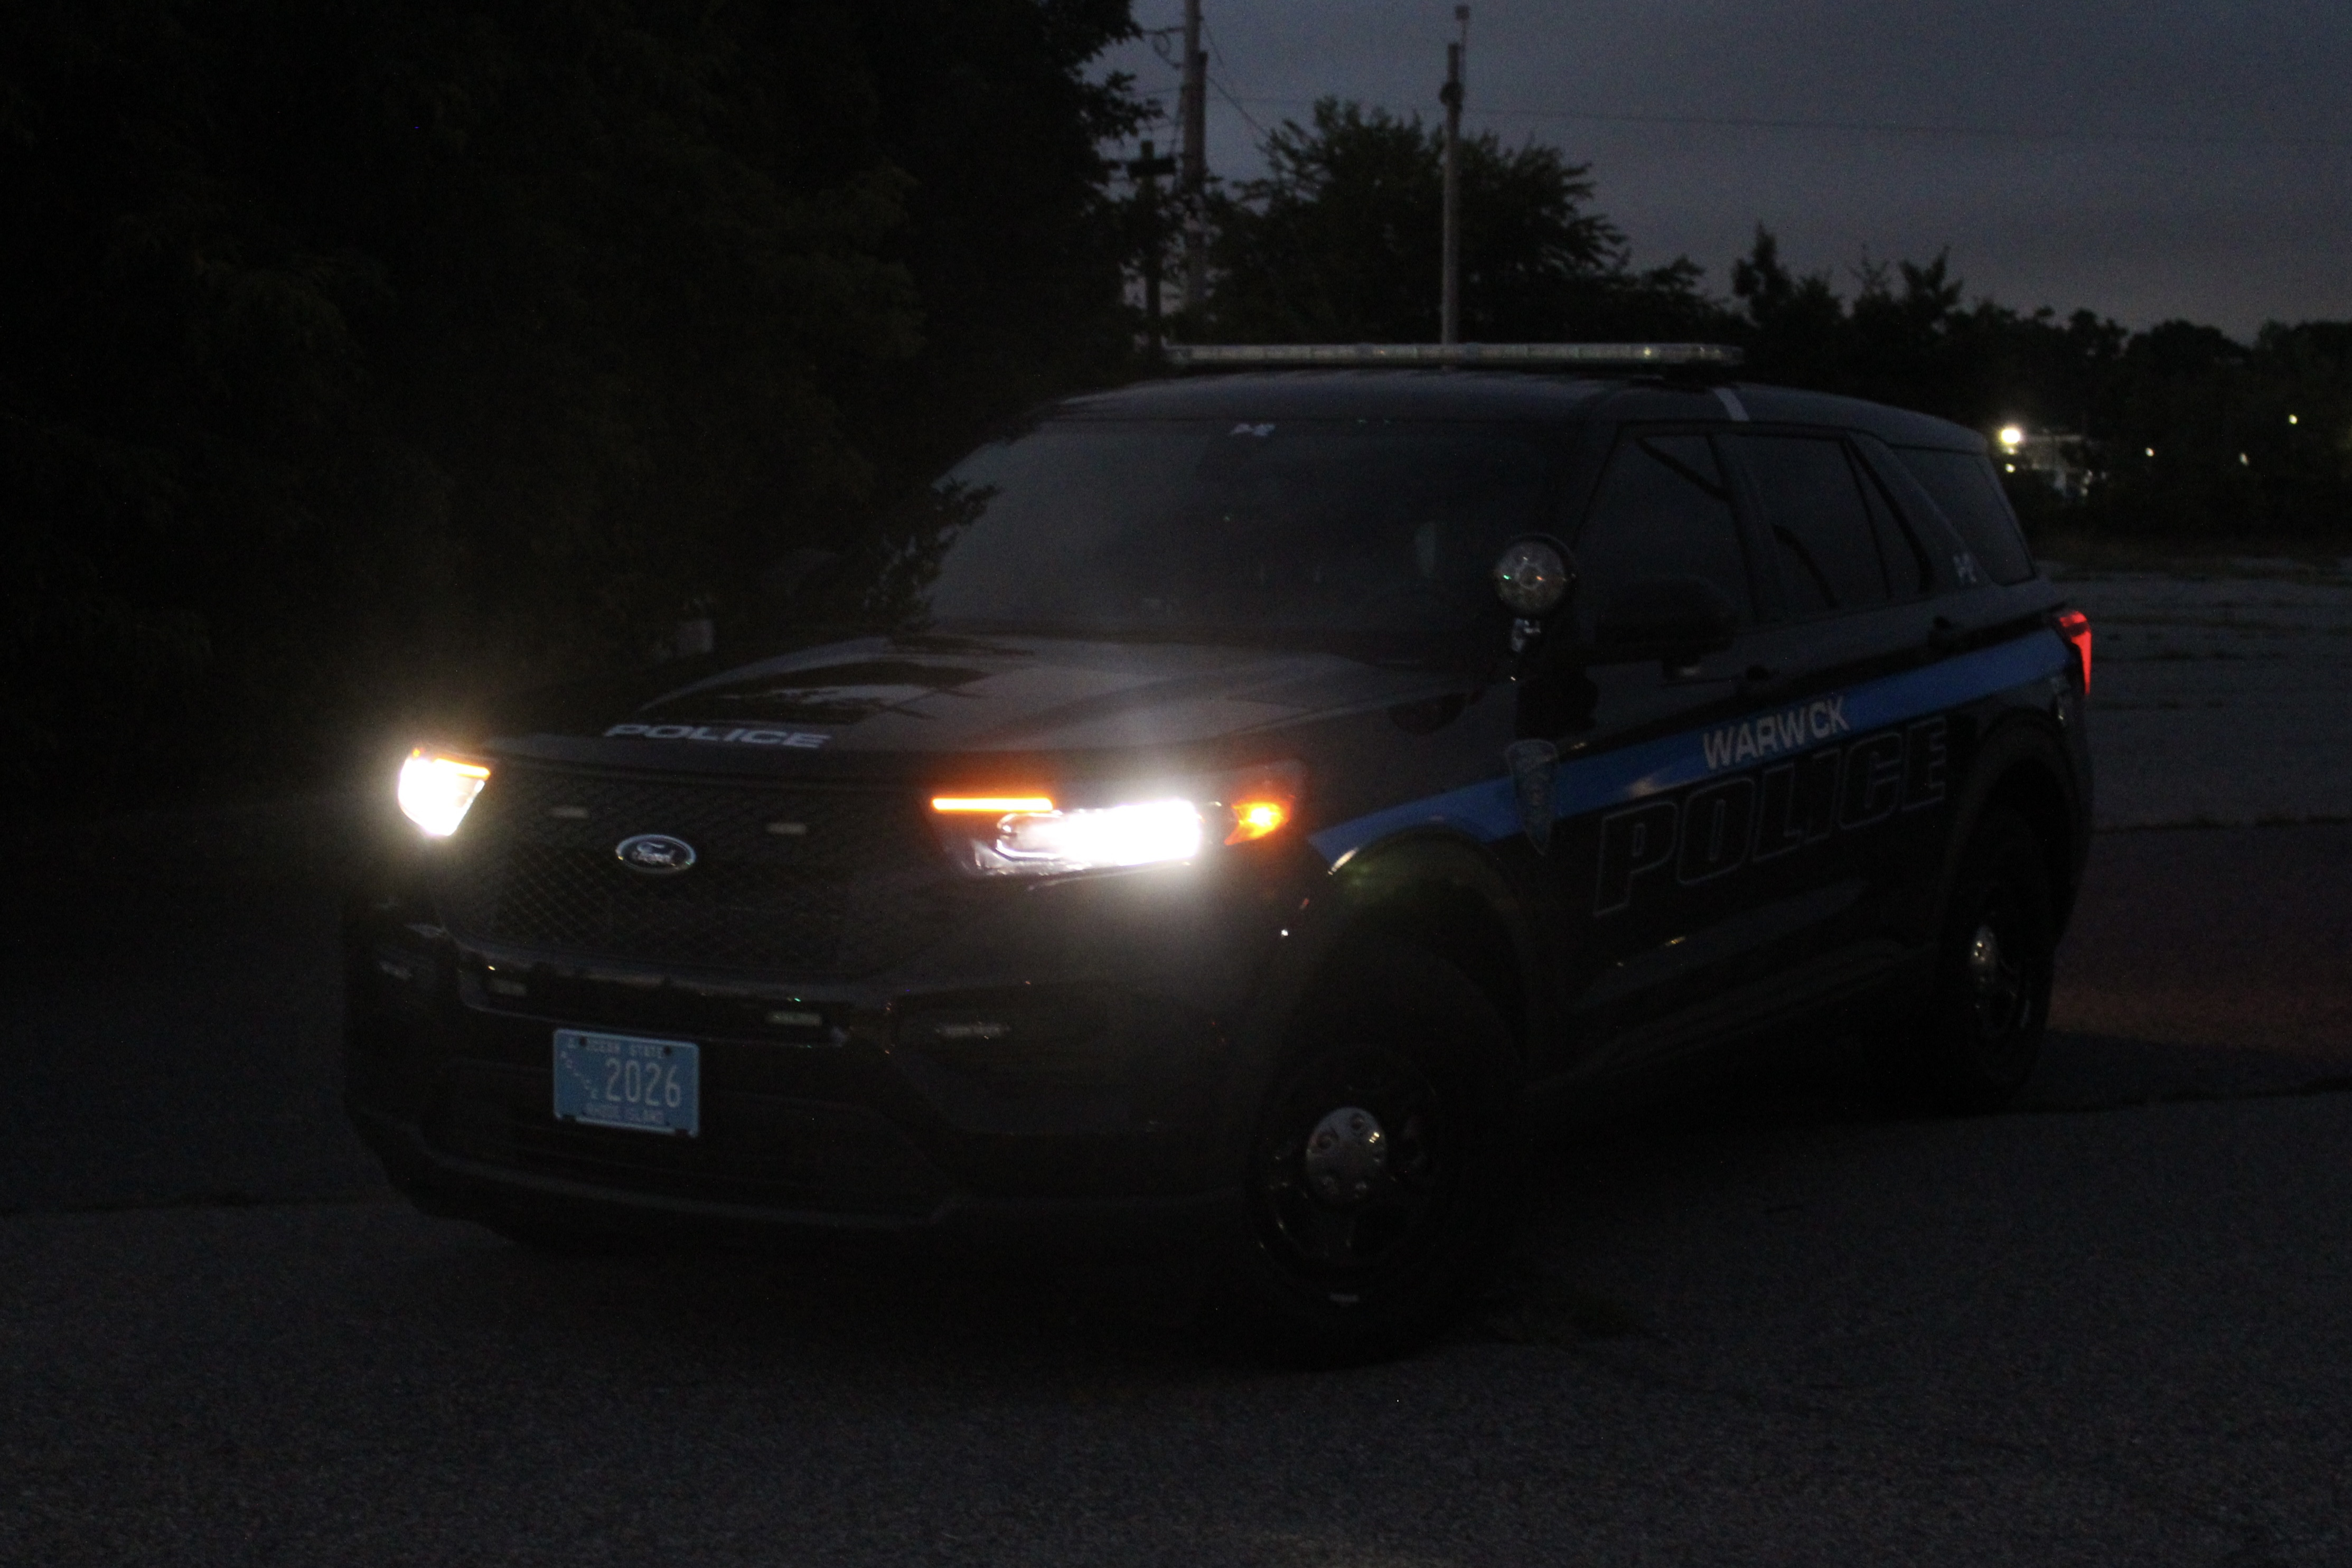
[838,418,1560,653]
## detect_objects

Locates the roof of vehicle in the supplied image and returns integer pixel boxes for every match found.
[1732,383,1987,452]
[1047,370,1986,454]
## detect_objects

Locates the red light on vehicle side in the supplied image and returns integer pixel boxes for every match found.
[2054,609,2092,694]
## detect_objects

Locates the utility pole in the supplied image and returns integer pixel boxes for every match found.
[1439,5,1468,345]
[1126,138,1177,350]
[1179,0,1208,317]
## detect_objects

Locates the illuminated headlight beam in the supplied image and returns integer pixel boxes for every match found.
[929,763,1302,878]
[992,799,1205,872]
[398,750,491,837]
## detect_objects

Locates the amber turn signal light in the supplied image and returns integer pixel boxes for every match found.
[1222,763,1304,845]
[1226,797,1291,844]
[931,795,1055,814]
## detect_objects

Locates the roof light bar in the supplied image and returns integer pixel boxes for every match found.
[1161,342,1743,370]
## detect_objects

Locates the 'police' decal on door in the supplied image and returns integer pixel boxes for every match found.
[1594,718,1946,915]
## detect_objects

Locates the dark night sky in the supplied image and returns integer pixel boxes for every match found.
[1103,1,2352,335]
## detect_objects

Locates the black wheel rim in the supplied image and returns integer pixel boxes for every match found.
[1963,883,2042,1073]
[1250,1043,1456,1291]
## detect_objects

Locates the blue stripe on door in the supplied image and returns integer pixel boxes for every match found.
[1309,630,2066,867]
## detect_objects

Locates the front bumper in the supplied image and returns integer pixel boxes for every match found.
[344,851,1304,1245]
[348,1100,1241,1253]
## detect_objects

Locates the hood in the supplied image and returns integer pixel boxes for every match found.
[483,632,1469,774]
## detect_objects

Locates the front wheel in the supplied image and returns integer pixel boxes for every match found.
[1211,940,1525,1366]
[1909,808,2056,1113]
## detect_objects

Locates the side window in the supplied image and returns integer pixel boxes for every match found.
[1890,448,2038,586]
[1731,435,1891,615]
[1571,433,1753,634]
[1858,461,1934,598]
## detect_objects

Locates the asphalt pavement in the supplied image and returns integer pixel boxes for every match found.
[2058,564,2352,829]
[7,1086,2348,1566]
[7,580,2352,1563]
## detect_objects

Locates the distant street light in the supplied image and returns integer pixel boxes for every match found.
[1998,424,2025,450]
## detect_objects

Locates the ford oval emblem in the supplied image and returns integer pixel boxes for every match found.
[615,833,697,875]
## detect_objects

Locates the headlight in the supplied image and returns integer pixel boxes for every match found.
[931,764,1301,878]
[397,748,491,837]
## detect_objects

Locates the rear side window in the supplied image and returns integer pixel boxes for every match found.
[1571,433,1753,632]
[1890,448,2037,586]
[1857,461,1933,598]
[1730,435,1890,615]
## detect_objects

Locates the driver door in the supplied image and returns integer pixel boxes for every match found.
[1533,425,1783,1072]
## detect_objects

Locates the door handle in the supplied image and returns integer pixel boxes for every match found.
[1928,616,1964,654]
[1740,663,1786,697]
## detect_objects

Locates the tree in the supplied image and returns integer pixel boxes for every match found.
[1199,99,1719,344]
[0,0,1147,810]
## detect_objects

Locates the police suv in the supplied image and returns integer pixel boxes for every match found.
[347,343,2094,1363]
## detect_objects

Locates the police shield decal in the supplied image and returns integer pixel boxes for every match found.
[1506,739,1559,855]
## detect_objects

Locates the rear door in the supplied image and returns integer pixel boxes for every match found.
[1713,428,1959,998]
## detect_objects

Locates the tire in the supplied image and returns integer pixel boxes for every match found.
[1210,939,1526,1366]
[1910,807,2055,1114]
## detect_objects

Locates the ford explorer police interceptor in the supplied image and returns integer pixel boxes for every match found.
[345,343,2093,1363]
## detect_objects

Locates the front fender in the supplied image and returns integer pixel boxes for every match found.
[1209,826,1551,1171]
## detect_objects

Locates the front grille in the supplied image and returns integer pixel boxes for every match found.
[436,764,970,977]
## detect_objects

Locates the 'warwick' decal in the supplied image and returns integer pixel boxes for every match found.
[1701,696,1851,771]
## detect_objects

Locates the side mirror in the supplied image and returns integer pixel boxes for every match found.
[1492,535,1578,652]
[1591,577,1739,667]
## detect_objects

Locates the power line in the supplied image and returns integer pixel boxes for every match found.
[1206,95,2352,153]
[1208,74,1271,142]
[1132,79,1269,144]
[1195,15,1270,142]
[1479,105,2352,152]
[1198,13,1238,78]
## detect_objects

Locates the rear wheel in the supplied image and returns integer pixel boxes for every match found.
[1911,808,2055,1113]
[1212,940,1524,1366]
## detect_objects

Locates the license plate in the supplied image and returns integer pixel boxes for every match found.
[552,1030,700,1137]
